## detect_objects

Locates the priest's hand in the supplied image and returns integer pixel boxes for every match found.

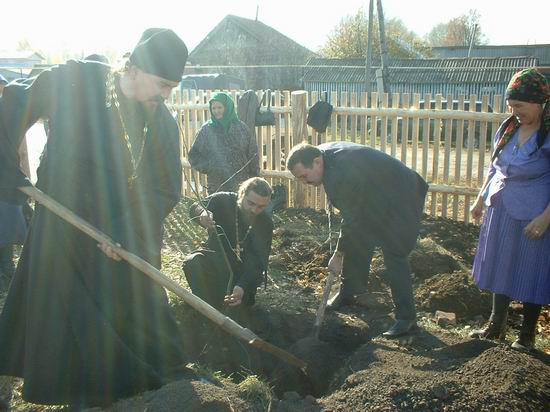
[224,286,244,306]
[199,209,215,229]
[98,242,122,261]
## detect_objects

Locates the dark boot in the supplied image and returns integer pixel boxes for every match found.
[326,289,356,311]
[511,302,541,351]
[470,293,510,341]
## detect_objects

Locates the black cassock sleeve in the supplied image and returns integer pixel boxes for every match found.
[0,69,59,203]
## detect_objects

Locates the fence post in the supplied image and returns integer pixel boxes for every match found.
[291,90,308,208]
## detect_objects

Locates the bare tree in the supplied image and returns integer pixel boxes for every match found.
[425,10,487,47]
[320,8,430,59]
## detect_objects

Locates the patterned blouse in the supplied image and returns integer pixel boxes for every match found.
[188,119,260,193]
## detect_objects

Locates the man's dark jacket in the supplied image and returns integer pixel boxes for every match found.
[319,142,428,256]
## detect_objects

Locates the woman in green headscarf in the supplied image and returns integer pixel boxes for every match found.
[188,92,260,193]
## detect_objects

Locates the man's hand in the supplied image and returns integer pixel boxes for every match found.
[224,286,244,306]
[98,242,122,261]
[328,251,344,275]
[199,209,216,229]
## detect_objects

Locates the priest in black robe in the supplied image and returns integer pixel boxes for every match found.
[183,177,273,313]
[0,28,189,406]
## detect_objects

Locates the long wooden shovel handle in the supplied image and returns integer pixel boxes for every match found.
[311,268,338,340]
[19,186,306,371]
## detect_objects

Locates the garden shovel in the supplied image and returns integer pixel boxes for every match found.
[19,185,306,371]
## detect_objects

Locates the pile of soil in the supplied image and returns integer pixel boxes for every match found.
[1,204,548,411]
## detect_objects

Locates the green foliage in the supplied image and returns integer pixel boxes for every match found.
[425,9,488,47]
[319,8,430,59]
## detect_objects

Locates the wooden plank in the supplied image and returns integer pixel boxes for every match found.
[431,94,442,216]
[400,93,410,165]
[360,92,368,146]
[291,91,309,208]
[340,91,348,142]
[491,95,502,154]
[452,96,465,220]
[330,91,338,144]
[441,93,453,218]
[411,93,420,172]
[421,93,431,180]
[370,92,378,148]
[478,95,489,186]
[283,90,292,204]
[380,93,389,153]
[351,92,358,144]
[390,92,399,157]
[274,90,282,172]
[464,95,477,224]
[328,107,505,121]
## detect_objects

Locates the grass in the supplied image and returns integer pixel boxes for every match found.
[237,374,274,411]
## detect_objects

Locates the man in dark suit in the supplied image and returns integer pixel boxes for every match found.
[287,142,428,337]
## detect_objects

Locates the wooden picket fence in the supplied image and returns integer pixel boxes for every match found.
[170,90,508,224]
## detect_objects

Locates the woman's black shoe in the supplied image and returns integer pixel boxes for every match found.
[469,319,507,341]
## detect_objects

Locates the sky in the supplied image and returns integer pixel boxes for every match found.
[1,0,549,59]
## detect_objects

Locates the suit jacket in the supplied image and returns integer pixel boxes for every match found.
[319,142,428,256]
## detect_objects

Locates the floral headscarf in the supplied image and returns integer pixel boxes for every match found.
[493,68,550,159]
[207,92,239,133]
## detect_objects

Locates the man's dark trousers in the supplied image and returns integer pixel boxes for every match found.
[342,230,416,321]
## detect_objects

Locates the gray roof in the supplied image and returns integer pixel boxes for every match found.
[303,57,539,84]
[190,14,313,61]
[432,44,550,65]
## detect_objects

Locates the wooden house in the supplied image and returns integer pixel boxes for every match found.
[0,50,45,81]
[187,15,315,90]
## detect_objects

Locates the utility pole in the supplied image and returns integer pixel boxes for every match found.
[467,23,478,58]
[376,0,390,94]
[255,4,259,21]
[364,0,374,93]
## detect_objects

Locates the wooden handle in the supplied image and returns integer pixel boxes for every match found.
[311,269,337,340]
[19,186,306,369]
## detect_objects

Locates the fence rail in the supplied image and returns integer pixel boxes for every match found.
[171,90,507,224]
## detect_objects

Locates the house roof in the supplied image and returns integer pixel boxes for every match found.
[189,14,313,61]
[0,50,45,61]
[432,44,550,65]
[303,57,539,84]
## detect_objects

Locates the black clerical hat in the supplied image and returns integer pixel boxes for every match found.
[129,28,188,82]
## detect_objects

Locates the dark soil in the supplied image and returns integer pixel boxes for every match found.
[1,203,548,411]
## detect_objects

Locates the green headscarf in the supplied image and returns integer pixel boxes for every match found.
[208,92,239,133]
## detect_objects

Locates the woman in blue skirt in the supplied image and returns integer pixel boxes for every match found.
[470,68,550,351]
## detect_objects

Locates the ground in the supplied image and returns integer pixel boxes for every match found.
[0,200,549,411]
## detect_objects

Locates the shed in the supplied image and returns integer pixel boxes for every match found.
[303,56,538,110]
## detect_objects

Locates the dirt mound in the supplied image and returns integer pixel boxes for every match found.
[2,205,549,411]
[415,271,492,319]
[96,379,260,412]
[418,216,480,265]
[323,334,550,411]
[410,238,462,279]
